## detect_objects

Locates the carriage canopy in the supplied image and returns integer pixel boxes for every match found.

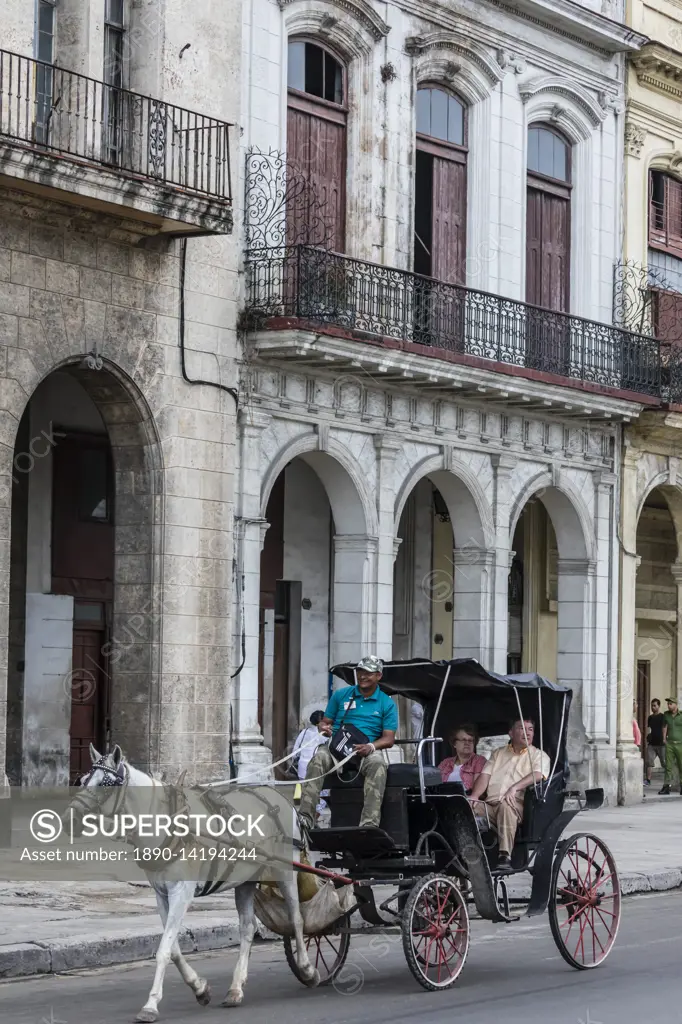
[329,658,572,783]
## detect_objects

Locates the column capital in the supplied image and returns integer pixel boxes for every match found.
[334,533,379,554]
[373,433,402,457]
[557,557,597,577]
[393,536,402,560]
[453,546,495,567]
[671,561,682,584]
[595,471,617,491]
[238,408,272,432]
[491,454,517,472]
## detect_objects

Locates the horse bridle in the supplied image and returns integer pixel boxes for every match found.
[80,757,127,789]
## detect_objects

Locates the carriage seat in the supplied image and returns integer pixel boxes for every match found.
[326,762,442,789]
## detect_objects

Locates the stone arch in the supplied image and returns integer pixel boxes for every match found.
[260,430,378,536]
[635,475,682,549]
[394,453,493,550]
[508,470,593,561]
[520,76,605,136]
[5,357,164,785]
[281,0,387,57]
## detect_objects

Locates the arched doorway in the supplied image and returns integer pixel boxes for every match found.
[258,450,373,766]
[508,482,597,778]
[6,363,161,786]
[508,499,559,679]
[634,487,681,753]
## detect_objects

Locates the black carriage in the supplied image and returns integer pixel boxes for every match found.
[286,658,621,991]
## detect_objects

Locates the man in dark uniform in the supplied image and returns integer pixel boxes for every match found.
[660,697,682,795]
[645,698,666,787]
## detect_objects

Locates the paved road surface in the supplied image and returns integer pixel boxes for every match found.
[0,889,677,1024]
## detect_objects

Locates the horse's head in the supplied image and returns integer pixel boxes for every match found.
[79,743,127,790]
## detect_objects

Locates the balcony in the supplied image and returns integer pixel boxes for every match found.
[245,245,662,406]
[0,49,233,235]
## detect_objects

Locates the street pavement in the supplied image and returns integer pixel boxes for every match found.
[0,796,680,978]
[0,887,678,1024]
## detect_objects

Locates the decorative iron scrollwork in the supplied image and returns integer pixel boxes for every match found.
[148,100,167,177]
[244,148,336,252]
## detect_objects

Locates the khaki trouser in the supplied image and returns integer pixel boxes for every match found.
[299,745,387,827]
[473,797,523,855]
[664,741,682,785]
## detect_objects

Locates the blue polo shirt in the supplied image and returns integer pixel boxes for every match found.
[325,685,398,742]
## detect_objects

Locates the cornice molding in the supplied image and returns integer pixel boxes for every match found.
[277,0,389,42]
[405,30,504,86]
[631,42,682,99]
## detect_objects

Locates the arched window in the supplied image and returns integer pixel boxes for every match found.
[286,40,347,250]
[414,86,467,285]
[526,125,571,313]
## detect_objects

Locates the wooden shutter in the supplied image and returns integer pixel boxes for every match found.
[287,100,346,252]
[652,289,682,349]
[431,155,466,285]
[526,187,569,312]
[665,177,682,254]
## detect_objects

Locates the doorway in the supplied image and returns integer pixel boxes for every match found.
[637,659,650,762]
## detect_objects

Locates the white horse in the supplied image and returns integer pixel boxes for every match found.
[75,745,319,1023]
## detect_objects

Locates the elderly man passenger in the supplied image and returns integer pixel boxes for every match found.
[298,656,397,832]
[468,717,550,874]
[437,724,487,792]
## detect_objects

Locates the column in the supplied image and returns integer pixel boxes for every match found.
[522,501,543,673]
[331,535,378,665]
[491,455,516,674]
[232,409,272,776]
[373,435,401,661]
[556,557,594,782]
[617,446,642,805]
[671,562,682,704]
[452,547,495,666]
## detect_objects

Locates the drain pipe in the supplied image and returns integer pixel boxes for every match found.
[179,237,240,406]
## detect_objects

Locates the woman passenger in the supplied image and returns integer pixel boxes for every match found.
[437,724,487,793]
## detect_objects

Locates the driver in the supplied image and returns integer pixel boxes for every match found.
[298,656,397,832]
[468,717,550,874]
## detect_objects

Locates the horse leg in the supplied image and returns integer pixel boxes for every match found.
[222,883,257,1007]
[151,886,211,1007]
[279,873,319,987]
[135,882,196,1023]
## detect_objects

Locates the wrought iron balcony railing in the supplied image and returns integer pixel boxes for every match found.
[0,49,232,200]
[246,245,662,398]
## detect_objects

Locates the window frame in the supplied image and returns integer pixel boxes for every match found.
[286,38,348,115]
[649,170,682,259]
[415,83,468,163]
[526,123,572,199]
[104,0,127,90]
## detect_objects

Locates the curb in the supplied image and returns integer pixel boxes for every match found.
[0,870,679,980]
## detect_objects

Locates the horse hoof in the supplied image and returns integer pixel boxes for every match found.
[195,981,211,1006]
[302,968,320,989]
[135,1012,158,1023]
[221,990,244,1007]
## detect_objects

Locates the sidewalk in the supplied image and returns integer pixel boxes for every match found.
[0,799,679,979]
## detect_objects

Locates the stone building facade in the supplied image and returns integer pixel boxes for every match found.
[616,0,682,800]
[233,0,657,802]
[0,0,239,787]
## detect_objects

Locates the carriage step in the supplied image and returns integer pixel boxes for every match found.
[308,826,401,856]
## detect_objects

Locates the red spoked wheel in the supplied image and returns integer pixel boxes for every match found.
[402,873,469,991]
[549,832,621,970]
[283,917,350,987]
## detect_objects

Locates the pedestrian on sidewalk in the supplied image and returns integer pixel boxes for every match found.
[645,698,666,787]
[659,697,682,795]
